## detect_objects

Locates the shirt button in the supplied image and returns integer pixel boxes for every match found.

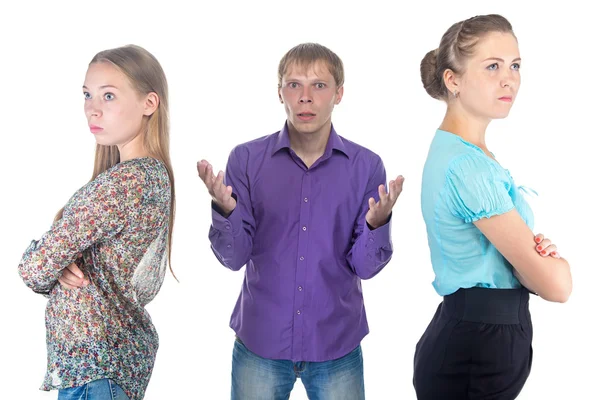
[297,310,301,315]
[225,225,230,230]
[302,226,307,231]
[227,244,232,248]
[298,286,303,291]
[304,197,308,203]
[299,256,304,261]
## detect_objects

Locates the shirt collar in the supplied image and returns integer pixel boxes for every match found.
[272,121,349,158]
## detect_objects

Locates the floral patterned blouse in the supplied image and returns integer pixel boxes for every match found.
[18,157,171,400]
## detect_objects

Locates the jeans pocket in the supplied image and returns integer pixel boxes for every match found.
[57,384,87,400]
[109,379,118,399]
[108,379,130,400]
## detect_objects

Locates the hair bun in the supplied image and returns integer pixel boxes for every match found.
[420,49,444,100]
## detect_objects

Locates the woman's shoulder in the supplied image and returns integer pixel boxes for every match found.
[103,157,168,185]
[446,151,507,179]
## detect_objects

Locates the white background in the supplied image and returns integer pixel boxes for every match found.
[1,0,598,399]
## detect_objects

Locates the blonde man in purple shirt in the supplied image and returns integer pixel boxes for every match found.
[197,43,404,399]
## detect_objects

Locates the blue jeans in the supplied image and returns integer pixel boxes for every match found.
[57,378,129,400]
[231,338,365,400]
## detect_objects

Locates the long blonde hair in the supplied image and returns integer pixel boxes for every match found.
[56,44,177,279]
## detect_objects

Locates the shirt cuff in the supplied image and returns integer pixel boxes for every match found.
[211,201,242,234]
[364,215,392,249]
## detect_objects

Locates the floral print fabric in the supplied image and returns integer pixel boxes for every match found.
[18,157,171,400]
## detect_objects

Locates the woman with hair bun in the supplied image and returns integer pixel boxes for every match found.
[414,14,572,399]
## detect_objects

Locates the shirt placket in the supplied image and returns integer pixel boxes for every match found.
[292,168,312,361]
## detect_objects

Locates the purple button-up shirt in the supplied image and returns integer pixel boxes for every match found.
[209,123,393,362]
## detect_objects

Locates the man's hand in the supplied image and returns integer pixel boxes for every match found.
[197,160,237,216]
[365,175,405,229]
